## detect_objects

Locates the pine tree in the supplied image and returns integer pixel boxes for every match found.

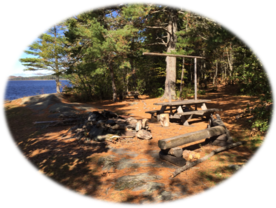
[20,25,67,93]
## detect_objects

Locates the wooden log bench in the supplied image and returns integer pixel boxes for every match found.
[176,108,222,126]
[158,113,232,167]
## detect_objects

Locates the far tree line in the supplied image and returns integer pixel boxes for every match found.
[9,75,66,81]
[20,4,272,134]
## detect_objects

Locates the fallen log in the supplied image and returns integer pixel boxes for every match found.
[170,141,246,179]
[159,151,187,166]
[33,118,80,126]
[161,147,183,158]
[158,125,226,150]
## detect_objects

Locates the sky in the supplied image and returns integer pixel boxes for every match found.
[4,11,84,77]
[4,5,124,77]
[4,4,144,77]
[4,15,71,77]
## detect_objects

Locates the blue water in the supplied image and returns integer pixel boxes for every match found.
[5,80,71,101]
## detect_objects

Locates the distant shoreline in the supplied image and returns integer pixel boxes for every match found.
[8,79,69,81]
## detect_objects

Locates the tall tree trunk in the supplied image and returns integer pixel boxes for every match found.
[126,68,129,93]
[163,10,178,100]
[213,60,218,86]
[226,44,234,84]
[109,62,117,102]
[179,58,185,99]
[130,58,137,90]
[53,26,61,93]
[190,60,193,83]
[55,75,60,93]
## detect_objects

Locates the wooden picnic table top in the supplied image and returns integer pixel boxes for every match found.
[153,99,211,106]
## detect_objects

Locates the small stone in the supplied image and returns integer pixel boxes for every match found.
[136,129,152,140]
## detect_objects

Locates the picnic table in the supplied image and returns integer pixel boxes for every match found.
[146,99,222,126]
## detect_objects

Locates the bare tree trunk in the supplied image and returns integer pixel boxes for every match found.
[163,10,178,100]
[109,62,117,102]
[53,26,61,93]
[213,60,218,86]
[55,75,60,93]
[226,44,234,84]
[225,64,227,84]
[130,58,137,90]
[190,60,193,83]
[179,58,185,99]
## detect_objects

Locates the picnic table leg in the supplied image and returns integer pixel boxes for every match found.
[201,103,207,110]
[160,106,167,113]
[181,114,193,126]
[157,106,167,122]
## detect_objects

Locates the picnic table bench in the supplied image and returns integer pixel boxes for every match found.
[146,99,222,126]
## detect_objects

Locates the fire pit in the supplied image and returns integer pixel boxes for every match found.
[35,110,153,143]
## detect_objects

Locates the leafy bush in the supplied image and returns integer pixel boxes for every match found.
[149,87,164,98]
[198,89,206,95]
[249,105,272,134]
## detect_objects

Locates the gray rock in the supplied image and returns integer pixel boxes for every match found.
[110,148,138,158]
[136,129,152,140]
[116,158,142,170]
[156,191,173,201]
[48,103,75,113]
[97,155,116,171]
[133,182,165,193]
[115,173,162,191]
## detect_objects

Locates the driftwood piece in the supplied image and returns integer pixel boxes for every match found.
[135,120,142,131]
[170,141,246,178]
[34,118,79,126]
[142,118,148,128]
[160,113,170,127]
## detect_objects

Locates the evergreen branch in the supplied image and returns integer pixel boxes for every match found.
[199,35,208,40]
[145,26,172,36]
[156,36,167,46]
[147,42,167,46]
[145,26,166,30]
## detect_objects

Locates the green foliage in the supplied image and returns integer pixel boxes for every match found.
[149,87,164,98]
[198,89,206,95]
[20,24,67,92]
[249,105,272,134]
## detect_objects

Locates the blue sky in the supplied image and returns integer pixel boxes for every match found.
[12,35,54,77]
[4,12,73,77]
[12,10,119,78]
[12,10,120,77]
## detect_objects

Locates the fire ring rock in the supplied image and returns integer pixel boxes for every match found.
[136,129,152,140]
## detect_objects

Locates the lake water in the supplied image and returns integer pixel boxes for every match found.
[4,80,71,101]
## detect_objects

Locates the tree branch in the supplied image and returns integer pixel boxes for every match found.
[170,141,246,179]
[147,42,167,46]
[146,26,172,37]
[156,36,167,46]
[145,26,166,30]
[199,35,208,40]
[178,11,185,14]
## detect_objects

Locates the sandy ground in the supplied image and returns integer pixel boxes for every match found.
[4,84,265,204]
